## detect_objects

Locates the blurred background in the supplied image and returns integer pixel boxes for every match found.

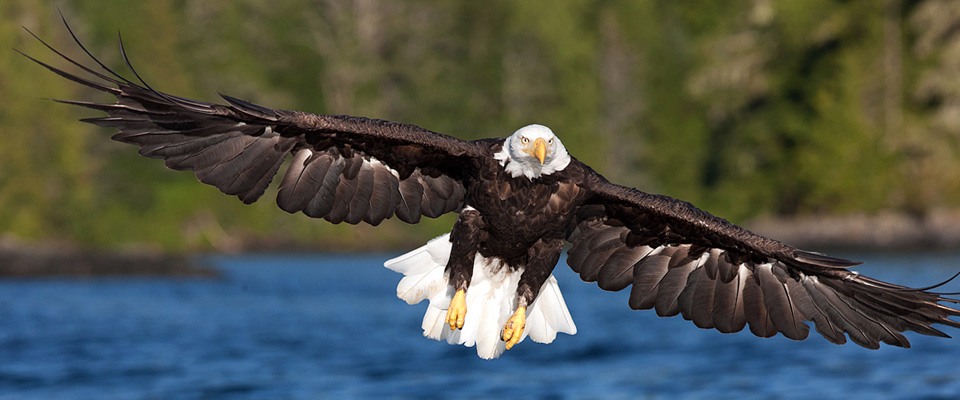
[3,0,960,253]
[4,3,960,398]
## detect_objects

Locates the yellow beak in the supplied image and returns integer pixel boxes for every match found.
[532,138,547,165]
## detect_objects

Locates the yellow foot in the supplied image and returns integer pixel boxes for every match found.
[446,289,467,330]
[501,306,526,350]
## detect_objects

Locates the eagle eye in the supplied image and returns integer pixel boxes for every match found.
[521,137,529,145]
[548,138,554,146]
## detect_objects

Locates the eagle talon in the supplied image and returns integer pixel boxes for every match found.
[446,289,467,330]
[501,306,526,350]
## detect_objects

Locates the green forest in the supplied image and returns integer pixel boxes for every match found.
[2,0,959,252]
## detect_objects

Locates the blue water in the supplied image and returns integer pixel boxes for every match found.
[1,252,959,399]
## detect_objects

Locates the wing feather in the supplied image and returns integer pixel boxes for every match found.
[396,178,425,224]
[26,23,479,225]
[277,149,319,213]
[690,260,718,329]
[597,245,649,291]
[304,154,345,218]
[345,161,375,224]
[756,263,808,340]
[740,270,777,338]
[565,161,960,348]
[578,225,627,282]
[326,164,360,224]
[364,160,399,225]
[654,254,700,316]
[712,264,747,333]
[676,267,701,321]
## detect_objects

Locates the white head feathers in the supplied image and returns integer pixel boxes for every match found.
[494,124,571,180]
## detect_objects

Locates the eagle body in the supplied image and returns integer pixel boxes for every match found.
[464,142,586,267]
[23,20,960,360]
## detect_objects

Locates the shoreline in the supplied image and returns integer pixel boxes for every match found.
[2,210,958,277]
[0,238,219,278]
[745,209,960,252]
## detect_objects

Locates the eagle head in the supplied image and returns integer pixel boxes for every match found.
[495,124,571,180]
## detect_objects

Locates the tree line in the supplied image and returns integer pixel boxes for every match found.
[2,0,958,251]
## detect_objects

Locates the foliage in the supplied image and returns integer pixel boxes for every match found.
[2,0,959,251]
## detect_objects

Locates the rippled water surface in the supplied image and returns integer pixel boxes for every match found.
[1,252,960,399]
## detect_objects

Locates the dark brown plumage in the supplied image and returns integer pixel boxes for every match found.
[22,19,960,356]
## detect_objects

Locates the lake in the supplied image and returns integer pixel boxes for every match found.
[1,251,959,399]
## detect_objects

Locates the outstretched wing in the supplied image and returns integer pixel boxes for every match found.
[567,165,960,348]
[21,23,479,226]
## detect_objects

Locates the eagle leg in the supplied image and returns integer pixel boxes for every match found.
[502,306,527,349]
[444,207,484,330]
[502,238,564,349]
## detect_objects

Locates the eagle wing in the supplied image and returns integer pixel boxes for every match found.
[23,25,480,226]
[567,165,960,348]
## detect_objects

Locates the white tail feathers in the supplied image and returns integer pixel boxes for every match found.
[384,233,577,359]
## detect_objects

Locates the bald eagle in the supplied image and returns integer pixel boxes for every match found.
[22,21,960,359]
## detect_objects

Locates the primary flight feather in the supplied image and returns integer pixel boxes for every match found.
[22,19,960,359]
